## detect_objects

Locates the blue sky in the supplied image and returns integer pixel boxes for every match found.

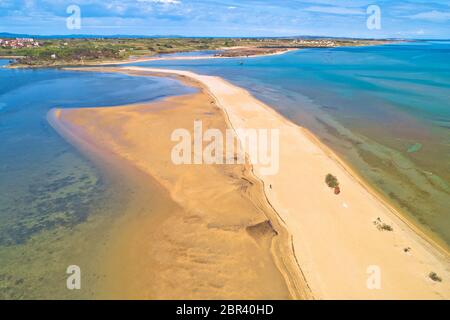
[0,0,449,38]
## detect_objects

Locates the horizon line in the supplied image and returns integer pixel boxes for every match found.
[1,32,449,41]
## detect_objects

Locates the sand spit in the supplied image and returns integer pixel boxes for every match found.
[128,66,450,299]
[95,48,297,66]
[52,66,450,299]
[48,86,311,299]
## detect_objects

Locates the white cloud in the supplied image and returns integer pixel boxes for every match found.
[106,2,128,15]
[137,0,181,6]
[395,29,428,36]
[143,0,181,4]
[407,10,450,22]
[305,5,365,15]
[0,0,12,8]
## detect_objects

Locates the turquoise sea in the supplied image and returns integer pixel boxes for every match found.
[0,41,449,298]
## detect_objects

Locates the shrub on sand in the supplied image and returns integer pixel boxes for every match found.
[325,174,339,188]
[429,272,442,282]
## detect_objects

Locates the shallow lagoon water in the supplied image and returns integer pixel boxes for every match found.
[0,63,195,298]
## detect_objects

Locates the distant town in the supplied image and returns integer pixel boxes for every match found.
[0,38,41,49]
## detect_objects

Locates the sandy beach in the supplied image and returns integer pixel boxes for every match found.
[49,66,450,299]
[48,78,310,299]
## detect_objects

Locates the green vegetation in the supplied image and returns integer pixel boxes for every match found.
[0,37,393,68]
[0,38,243,67]
[1,38,228,67]
[379,223,393,231]
[325,174,339,188]
[428,272,442,282]
[373,218,394,232]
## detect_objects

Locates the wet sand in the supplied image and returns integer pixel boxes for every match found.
[48,85,310,299]
[49,66,450,299]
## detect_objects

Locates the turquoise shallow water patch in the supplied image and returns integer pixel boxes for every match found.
[407,143,422,153]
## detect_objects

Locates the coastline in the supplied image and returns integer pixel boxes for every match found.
[3,40,399,69]
[50,66,450,299]
[4,48,297,69]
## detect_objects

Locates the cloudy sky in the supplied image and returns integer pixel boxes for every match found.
[0,0,449,38]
